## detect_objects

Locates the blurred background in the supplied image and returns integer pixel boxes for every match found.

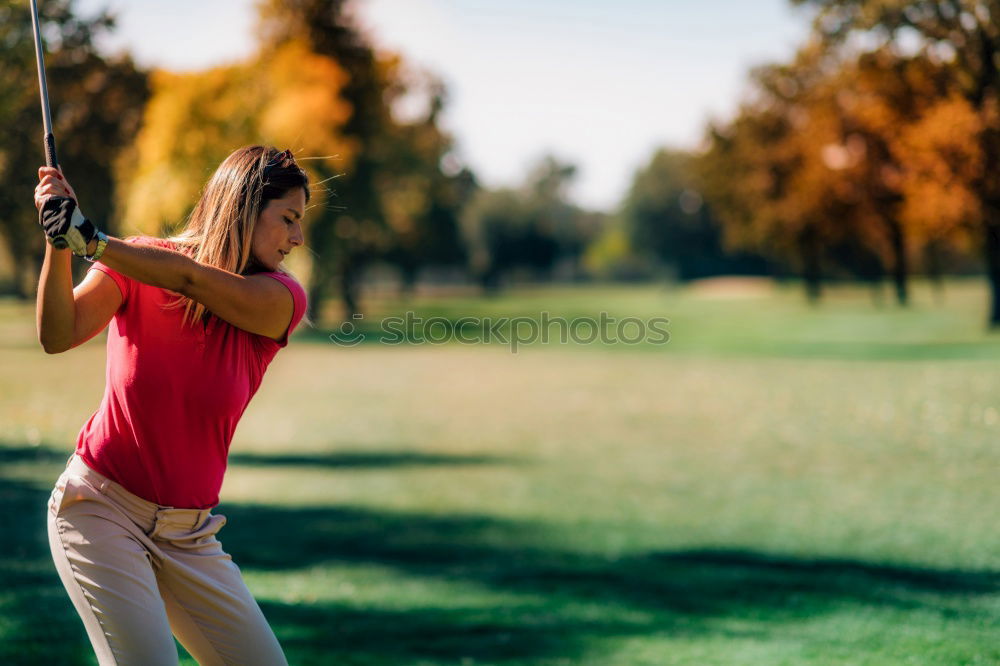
[1,1,998,664]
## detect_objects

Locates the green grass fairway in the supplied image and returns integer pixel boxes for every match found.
[1,280,998,665]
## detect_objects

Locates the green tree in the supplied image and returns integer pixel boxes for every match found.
[582,220,648,281]
[525,156,599,276]
[377,79,471,293]
[623,148,768,281]
[0,0,147,296]
[461,156,594,290]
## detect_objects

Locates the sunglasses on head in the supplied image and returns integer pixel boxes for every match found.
[263,149,295,179]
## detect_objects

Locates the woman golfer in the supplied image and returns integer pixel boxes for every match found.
[35,145,308,665]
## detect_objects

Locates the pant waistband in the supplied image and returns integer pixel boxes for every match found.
[65,454,215,534]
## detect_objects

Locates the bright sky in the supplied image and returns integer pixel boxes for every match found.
[76,0,813,211]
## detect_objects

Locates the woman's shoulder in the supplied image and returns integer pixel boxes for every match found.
[253,270,309,344]
[258,268,302,285]
[257,270,307,302]
[250,266,301,285]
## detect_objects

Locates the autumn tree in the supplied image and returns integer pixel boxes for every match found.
[895,94,983,286]
[119,43,353,238]
[699,44,866,300]
[0,0,147,296]
[256,0,467,317]
[120,1,465,318]
[793,0,1000,322]
[700,39,972,303]
[812,48,964,305]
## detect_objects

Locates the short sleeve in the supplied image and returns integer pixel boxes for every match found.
[88,262,131,305]
[87,236,176,306]
[262,271,308,347]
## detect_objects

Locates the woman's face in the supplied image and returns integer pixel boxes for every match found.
[251,188,306,271]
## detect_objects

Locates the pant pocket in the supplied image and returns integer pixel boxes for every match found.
[49,475,100,518]
[48,474,68,517]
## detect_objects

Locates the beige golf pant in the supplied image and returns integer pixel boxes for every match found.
[47,455,287,665]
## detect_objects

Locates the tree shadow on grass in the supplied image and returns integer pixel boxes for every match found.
[0,443,517,471]
[228,450,518,469]
[257,600,647,665]
[0,445,70,465]
[217,503,999,648]
[0,476,94,665]
[3,469,998,664]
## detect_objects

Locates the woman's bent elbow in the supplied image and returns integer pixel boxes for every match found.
[38,334,72,354]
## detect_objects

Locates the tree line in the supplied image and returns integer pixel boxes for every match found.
[1,0,600,317]
[4,1,1000,323]
[696,1,998,317]
[603,0,999,322]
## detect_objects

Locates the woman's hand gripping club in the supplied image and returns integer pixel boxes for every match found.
[35,167,107,260]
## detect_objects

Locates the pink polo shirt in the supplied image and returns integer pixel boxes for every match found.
[75,236,307,509]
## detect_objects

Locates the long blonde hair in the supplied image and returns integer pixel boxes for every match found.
[168,145,309,324]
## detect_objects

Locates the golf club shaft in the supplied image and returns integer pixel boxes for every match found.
[30,0,68,250]
[29,0,58,169]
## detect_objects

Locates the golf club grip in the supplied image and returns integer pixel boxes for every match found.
[50,235,69,250]
[44,132,58,169]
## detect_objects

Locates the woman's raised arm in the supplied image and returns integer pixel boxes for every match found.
[95,238,295,341]
[36,243,122,354]
[35,164,299,346]
[35,167,122,354]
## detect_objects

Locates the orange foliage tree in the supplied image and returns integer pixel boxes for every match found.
[895,94,983,284]
[122,1,468,318]
[700,39,976,304]
[699,44,878,301]
[119,42,353,239]
[817,48,967,304]
[794,0,1000,323]
[256,0,470,317]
